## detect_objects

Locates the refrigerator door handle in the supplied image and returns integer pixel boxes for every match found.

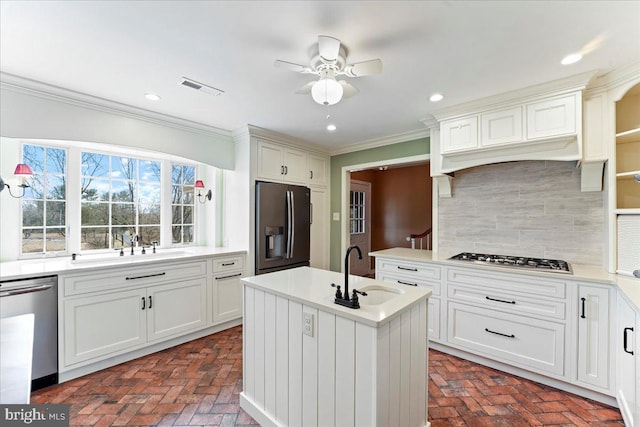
[286,190,292,259]
[310,202,313,225]
[290,190,295,257]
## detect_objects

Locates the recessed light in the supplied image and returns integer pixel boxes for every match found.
[145,93,161,101]
[561,53,582,65]
[430,93,444,102]
[378,166,388,171]
[327,124,337,132]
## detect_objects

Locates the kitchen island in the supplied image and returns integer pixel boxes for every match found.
[240,266,432,427]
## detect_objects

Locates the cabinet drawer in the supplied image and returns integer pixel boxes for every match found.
[377,270,441,296]
[448,283,566,320]
[447,302,565,376]
[447,267,566,299]
[376,258,441,281]
[63,259,208,296]
[212,255,245,273]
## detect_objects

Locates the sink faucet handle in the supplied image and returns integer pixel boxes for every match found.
[331,283,343,299]
[151,241,158,254]
[353,289,368,297]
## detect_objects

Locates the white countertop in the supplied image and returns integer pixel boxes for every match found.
[370,248,640,311]
[241,266,432,328]
[0,246,247,281]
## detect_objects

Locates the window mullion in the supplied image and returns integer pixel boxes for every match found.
[67,147,81,253]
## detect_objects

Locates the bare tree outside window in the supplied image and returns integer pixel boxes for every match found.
[171,164,196,245]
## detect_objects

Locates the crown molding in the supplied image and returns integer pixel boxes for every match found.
[329,127,429,156]
[244,125,329,154]
[0,72,233,141]
[585,61,640,98]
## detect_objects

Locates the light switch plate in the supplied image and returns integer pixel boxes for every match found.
[332,212,340,221]
[303,312,314,337]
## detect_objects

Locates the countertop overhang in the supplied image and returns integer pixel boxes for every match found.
[241,266,432,328]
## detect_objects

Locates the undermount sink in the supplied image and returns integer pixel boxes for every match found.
[358,284,404,306]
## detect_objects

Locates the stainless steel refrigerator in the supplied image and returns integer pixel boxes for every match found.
[255,181,310,275]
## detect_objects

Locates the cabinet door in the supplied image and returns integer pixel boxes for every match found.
[577,285,610,389]
[441,117,478,153]
[63,289,147,365]
[257,140,285,181]
[282,147,308,185]
[309,154,328,187]
[310,188,328,269]
[481,107,523,147]
[617,295,637,426]
[146,278,207,342]
[212,271,244,324]
[526,94,576,139]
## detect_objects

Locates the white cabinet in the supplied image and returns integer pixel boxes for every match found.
[576,284,611,390]
[308,154,329,187]
[212,254,245,324]
[310,188,329,269]
[256,140,307,185]
[526,94,577,140]
[481,106,523,147]
[617,294,638,427]
[441,117,478,153]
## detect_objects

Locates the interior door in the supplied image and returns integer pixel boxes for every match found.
[349,180,372,276]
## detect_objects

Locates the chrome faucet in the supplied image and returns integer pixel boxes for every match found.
[331,245,367,309]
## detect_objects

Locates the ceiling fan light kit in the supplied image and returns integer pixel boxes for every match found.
[275,35,382,106]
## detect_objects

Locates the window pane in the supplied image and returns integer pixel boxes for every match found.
[139,182,160,204]
[46,228,66,251]
[22,229,43,253]
[111,180,135,202]
[112,227,133,249]
[172,225,182,244]
[139,204,160,225]
[81,202,109,225]
[139,226,160,246]
[82,178,109,201]
[171,206,181,224]
[46,201,66,226]
[172,165,182,184]
[140,161,161,182]
[24,176,44,199]
[46,175,66,200]
[112,204,135,225]
[81,227,110,250]
[23,145,44,173]
[183,186,194,204]
[171,185,182,204]
[46,148,66,174]
[23,200,43,226]
[183,206,193,224]
[183,225,193,243]
[82,152,108,177]
[111,156,137,180]
[183,166,195,185]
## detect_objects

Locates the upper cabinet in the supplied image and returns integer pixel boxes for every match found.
[308,153,329,187]
[615,84,640,211]
[256,140,308,185]
[526,95,577,140]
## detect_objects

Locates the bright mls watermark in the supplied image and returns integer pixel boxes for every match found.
[1,405,69,426]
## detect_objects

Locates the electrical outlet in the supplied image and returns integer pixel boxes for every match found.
[303,312,314,337]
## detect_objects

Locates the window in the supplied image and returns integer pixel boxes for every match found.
[350,190,365,234]
[171,164,195,245]
[80,152,161,249]
[21,144,67,254]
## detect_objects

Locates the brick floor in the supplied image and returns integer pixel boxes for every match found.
[31,325,623,426]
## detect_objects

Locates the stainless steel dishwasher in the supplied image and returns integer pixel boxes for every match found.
[0,275,58,391]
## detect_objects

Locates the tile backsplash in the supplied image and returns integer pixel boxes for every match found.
[438,160,604,266]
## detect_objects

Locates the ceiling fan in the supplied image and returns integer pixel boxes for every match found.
[274,35,383,106]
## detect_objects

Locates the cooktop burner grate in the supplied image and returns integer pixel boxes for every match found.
[449,252,572,274]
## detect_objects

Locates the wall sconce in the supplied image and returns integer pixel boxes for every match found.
[194,180,212,203]
[0,163,34,198]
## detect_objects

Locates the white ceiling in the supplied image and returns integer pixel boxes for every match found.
[1,1,639,152]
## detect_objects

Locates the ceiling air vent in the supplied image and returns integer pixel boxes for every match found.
[180,77,224,96]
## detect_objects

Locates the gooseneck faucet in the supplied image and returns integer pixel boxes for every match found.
[344,245,362,299]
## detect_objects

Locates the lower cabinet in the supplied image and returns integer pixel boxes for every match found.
[212,270,244,324]
[64,278,207,366]
[616,294,638,426]
[576,284,611,390]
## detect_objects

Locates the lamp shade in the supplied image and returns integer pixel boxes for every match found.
[14,163,33,176]
[311,70,343,106]
[194,180,205,189]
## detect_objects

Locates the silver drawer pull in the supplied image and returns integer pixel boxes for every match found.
[397,280,418,287]
[215,273,242,280]
[485,328,515,339]
[397,266,418,272]
[221,262,235,266]
[486,296,516,305]
[126,272,166,280]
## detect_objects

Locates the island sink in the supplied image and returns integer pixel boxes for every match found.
[357,284,404,306]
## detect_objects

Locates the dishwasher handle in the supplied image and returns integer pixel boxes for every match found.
[0,284,53,298]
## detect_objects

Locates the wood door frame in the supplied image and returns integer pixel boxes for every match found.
[340,154,430,273]
[349,179,373,275]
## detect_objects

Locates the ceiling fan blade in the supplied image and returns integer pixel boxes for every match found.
[274,60,312,73]
[345,59,383,77]
[339,80,359,98]
[295,81,316,94]
[318,35,341,62]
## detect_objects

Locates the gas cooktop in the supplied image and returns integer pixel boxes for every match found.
[449,252,572,274]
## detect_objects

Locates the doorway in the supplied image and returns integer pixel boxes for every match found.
[349,180,372,276]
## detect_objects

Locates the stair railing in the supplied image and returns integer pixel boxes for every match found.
[406,227,432,250]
